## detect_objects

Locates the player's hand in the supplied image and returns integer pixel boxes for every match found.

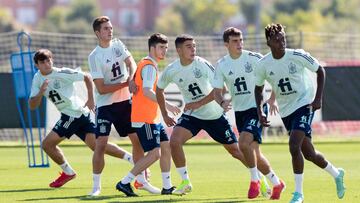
[184,101,202,112]
[166,103,181,116]
[220,99,232,112]
[40,79,49,94]
[163,114,177,127]
[128,80,138,94]
[84,99,96,113]
[266,99,279,115]
[310,99,322,111]
[258,109,270,127]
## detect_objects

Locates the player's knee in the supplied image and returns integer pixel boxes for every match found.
[170,136,182,149]
[289,144,301,156]
[239,142,249,152]
[149,148,161,160]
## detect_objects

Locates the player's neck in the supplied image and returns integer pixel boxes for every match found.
[179,58,193,66]
[99,40,111,48]
[229,52,241,59]
[40,68,53,76]
[271,50,285,59]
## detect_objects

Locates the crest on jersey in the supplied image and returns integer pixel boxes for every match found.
[288,62,297,74]
[228,70,234,75]
[53,79,61,89]
[193,67,202,78]
[178,78,183,83]
[113,47,122,57]
[245,62,253,73]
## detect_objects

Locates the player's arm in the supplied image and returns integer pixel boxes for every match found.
[29,79,49,110]
[311,65,325,111]
[266,90,279,115]
[213,87,231,112]
[184,89,216,112]
[125,56,137,93]
[83,73,95,112]
[93,78,129,95]
[255,85,270,127]
[156,87,177,127]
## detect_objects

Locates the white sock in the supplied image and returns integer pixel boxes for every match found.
[250,167,259,181]
[176,166,189,180]
[294,173,303,194]
[265,170,281,186]
[257,170,263,179]
[92,173,101,189]
[136,171,147,184]
[123,153,134,165]
[162,172,172,189]
[60,162,75,175]
[121,172,135,184]
[324,162,340,178]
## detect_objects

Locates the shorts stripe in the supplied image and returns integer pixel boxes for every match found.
[145,124,152,140]
[63,117,74,129]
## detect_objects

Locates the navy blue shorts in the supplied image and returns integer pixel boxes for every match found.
[95,100,136,137]
[136,123,169,152]
[176,114,237,144]
[281,105,314,138]
[235,104,268,144]
[52,113,95,141]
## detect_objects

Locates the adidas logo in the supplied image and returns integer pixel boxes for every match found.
[247,126,253,130]
[299,124,305,128]
[106,59,111,63]
[179,78,183,83]
[269,71,274,76]
[228,71,233,75]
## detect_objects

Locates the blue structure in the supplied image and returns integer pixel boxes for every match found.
[10,32,49,168]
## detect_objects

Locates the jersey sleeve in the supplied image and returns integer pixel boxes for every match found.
[88,53,104,79]
[212,61,225,89]
[141,65,157,88]
[254,61,266,86]
[293,49,320,72]
[157,66,171,89]
[29,74,40,98]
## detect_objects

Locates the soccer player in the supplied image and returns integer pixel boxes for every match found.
[88,16,157,196]
[116,33,180,197]
[156,34,248,195]
[254,23,346,203]
[29,49,134,189]
[212,27,285,199]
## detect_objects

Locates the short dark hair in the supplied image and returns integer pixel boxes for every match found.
[223,27,242,42]
[92,16,110,32]
[148,33,168,51]
[34,49,53,64]
[265,23,285,41]
[175,34,194,48]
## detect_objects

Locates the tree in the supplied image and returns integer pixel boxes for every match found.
[274,0,310,14]
[172,0,237,34]
[0,8,19,32]
[155,9,184,35]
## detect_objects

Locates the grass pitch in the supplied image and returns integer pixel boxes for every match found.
[0,142,359,202]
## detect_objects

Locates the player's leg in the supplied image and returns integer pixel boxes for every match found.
[116,124,163,196]
[170,125,194,195]
[158,125,175,195]
[301,137,345,199]
[254,144,284,199]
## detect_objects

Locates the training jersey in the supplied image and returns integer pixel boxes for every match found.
[157,56,223,120]
[88,38,131,107]
[212,50,262,112]
[30,67,89,118]
[131,56,160,126]
[255,48,319,117]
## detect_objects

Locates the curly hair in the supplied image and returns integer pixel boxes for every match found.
[265,23,285,40]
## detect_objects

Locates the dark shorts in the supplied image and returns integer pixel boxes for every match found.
[235,104,268,144]
[136,123,169,152]
[95,100,136,137]
[281,105,314,138]
[176,114,237,144]
[52,113,95,141]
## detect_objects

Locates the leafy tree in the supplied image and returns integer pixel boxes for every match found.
[274,0,310,14]
[155,9,184,35]
[0,8,18,32]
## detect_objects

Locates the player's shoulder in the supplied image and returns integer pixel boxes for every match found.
[88,46,99,59]
[195,56,214,71]
[290,48,315,64]
[56,67,78,74]
[245,50,263,60]
[258,52,272,63]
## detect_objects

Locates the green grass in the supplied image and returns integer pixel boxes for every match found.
[0,142,359,202]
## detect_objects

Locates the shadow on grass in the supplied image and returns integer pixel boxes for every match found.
[0,188,52,193]
[21,194,120,201]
